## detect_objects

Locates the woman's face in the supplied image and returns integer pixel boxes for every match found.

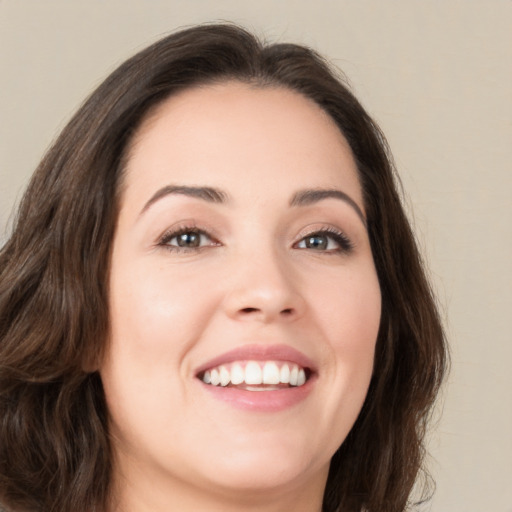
[101,82,381,506]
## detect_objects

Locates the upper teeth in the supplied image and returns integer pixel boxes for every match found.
[201,361,307,388]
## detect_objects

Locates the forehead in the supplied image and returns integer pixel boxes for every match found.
[122,82,363,210]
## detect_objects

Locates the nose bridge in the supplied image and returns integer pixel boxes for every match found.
[223,235,304,322]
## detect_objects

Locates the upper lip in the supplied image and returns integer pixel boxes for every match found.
[194,344,316,376]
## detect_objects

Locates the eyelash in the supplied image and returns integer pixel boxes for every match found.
[157,225,353,254]
[294,227,354,254]
[158,225,219,253]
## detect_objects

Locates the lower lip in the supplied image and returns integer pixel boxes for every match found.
[199,376,316,412]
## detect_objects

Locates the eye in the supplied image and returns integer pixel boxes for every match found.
[158,227,218,251]
[295,229,353,253]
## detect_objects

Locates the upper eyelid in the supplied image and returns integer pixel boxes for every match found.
[157,221,217,242]
[294,224,351,241]
[159,228,216,245]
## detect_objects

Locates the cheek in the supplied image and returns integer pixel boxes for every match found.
[313,263,381,349]
[108,260,218,364]
[101,263,221,438]
[310,263,381,395]
[101,263,217,446]
[295,264,380,459]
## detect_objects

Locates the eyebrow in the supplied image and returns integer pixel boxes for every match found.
[139,185,228,215]
[139,184,366,226]
[290,189,366,226]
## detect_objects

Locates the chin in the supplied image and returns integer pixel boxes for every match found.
[198,444,328,495]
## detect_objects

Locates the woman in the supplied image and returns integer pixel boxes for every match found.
[0,24,447,512]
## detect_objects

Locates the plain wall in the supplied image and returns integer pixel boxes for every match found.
[1,1,511,511]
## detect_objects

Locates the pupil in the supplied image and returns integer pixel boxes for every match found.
[178,232,200,247]
[306,235,327,250]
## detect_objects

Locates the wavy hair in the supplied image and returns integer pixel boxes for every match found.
[0,23,447,512]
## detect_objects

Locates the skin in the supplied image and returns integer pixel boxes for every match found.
[101,82,382,512]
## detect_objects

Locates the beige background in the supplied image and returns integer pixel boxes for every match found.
[1,1,511,511]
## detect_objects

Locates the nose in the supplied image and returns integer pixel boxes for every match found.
[222,247,306,324]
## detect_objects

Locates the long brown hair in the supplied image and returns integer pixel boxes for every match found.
[0,24,447,512]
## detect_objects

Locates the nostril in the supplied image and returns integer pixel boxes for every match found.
[241,307,259,313]
[281,308,293,315]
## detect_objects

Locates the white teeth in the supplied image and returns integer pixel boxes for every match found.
[210,368,220,386]
[289,365,299,386]
[245,361,263,385]
[219,366,230,387]
[200,360,309,388]
[280,364,290,384]
[297,368,306,386]
[230,363,244,385]
[262,361,280,384]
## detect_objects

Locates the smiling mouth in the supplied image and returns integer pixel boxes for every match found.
[198,360,310,390]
